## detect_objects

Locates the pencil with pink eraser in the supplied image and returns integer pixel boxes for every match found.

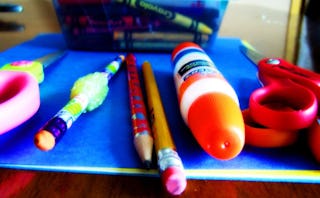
[142,61,187,196]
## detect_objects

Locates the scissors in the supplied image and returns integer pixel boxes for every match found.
[0,3,24,31]
[0,3,23,12]
[240,41,320,148]
[0,50,66,135]
[1,50,65,83]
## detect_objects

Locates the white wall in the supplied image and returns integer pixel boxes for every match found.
[220,0,291,58]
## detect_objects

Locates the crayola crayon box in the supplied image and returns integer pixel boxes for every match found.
[52,0,229,51]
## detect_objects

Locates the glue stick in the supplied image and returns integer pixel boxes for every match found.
[172,42,245,160]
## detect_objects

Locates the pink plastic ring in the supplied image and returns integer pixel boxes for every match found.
[0,71,40,134]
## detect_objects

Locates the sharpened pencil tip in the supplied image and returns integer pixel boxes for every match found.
[143,160,152,170]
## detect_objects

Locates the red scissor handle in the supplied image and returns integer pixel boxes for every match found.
[249,83,317,130]
[258,58,320,107]
[248,58,318,130]
[308,118,320,162]
[242,110,299,148]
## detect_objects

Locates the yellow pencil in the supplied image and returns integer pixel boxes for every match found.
[142,61,186,196]
[114,0,213,34]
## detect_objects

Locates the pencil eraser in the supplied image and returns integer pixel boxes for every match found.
[161,167,187,196]
[34,130,56,151]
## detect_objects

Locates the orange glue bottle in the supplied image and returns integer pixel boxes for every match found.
[171,42,245,160]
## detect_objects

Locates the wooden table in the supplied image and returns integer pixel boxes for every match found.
[1,1,320,197]
[0,168,319,197]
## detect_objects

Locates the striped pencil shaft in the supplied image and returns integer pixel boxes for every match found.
[129,92,151,136]
[126,54,152,136]
[126,53,153,168]
[104,55,125,80]
[41,94,89,140]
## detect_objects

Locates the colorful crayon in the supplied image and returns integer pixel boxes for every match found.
[57,0,222,9]
[113,31,209,42]
[114,0,213,34]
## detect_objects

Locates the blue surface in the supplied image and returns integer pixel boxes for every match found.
[0,34,319,182]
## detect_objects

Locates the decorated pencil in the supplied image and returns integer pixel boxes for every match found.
[34,55,125,151]
[125,53,154,169]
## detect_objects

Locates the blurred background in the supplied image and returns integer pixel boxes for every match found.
[0,0,318,71]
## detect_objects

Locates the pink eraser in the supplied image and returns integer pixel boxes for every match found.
[161,167,187,196]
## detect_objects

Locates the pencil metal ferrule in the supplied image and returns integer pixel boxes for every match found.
[157,148,184,172]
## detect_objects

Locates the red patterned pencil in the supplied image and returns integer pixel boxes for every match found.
[125,53,154,169]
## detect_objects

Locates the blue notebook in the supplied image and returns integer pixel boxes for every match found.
[0,34,319,183]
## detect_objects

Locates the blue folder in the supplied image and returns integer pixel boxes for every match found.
[0,34,319,183]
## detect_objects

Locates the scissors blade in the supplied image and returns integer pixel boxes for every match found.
[34,50,66,69]
[0,4,23,12]
[239,40,265,65]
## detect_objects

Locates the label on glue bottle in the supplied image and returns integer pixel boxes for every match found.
[172,43,239,123]
[171,42,245,160]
